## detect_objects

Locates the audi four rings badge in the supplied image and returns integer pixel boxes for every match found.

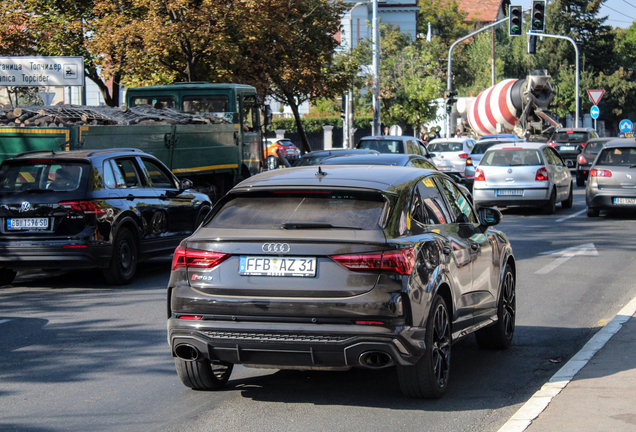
[262,243,290,253]
[20,201,31,212]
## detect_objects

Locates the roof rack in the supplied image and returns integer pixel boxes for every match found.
[86,148,144,157]
[14,150,56,158]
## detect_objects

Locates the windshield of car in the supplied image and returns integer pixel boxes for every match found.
[584,141,607,155]
[0,161,88,193]
[552,132,587,143]
[596,147,636,166]
[480,149,543,166]
[358,140,404,154]
[427,141,464,152]
[320,157,391,166]
[208,191,386,230]
[295,155,326,166]
[472,141,515,154]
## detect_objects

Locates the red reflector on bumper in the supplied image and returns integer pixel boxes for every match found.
[178,315,202,320]
[355,321,385,325]
[62,245,87,248]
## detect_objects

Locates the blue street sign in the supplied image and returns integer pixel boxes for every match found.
[620,119,633,133]
[590,105,600,119]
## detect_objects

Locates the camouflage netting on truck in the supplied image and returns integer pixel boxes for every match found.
[0,105,232,127]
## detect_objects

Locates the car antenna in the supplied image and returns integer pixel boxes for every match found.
[316,166,327,177]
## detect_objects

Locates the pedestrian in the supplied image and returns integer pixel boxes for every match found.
[454,129,462,138]
[421,127,429,144]
[433,127,441,139]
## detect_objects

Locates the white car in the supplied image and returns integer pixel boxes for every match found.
[427,137,476,178]
[472,142,573,214]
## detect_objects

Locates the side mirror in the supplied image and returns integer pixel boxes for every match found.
[478,207,502,227]
[428,152,436,158]
[179,178,193,191]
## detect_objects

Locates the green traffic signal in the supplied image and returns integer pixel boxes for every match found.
[532,0,545,32]
[508,5,522,37]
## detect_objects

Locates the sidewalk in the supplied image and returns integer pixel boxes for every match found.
[498,297,636,432]
[523,311,636,432]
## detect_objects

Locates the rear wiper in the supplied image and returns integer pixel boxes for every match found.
[281,223,362,230]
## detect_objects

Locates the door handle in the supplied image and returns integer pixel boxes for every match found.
[470,243,479,251]
[442,247,451,255]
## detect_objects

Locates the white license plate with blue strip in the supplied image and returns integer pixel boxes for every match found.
[496,190,524,196]
[7,218,49,230]
[239,256,316,277]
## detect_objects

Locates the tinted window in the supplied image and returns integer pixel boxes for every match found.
[0,161,87,193]
[596,147,636,166]
[584,141,607,155]
[208,191,386,230]
[411,178,451,225]
[129,96,176,109]
[472,141,514,154]
[114,159,142,188]
[408,159,437,170]
[358,140,404,154]
[481,149,543,166]
[183,95,229,113]
[435,177,477,224]
[427,141,464,152]
[140,158,175,188]
[552,132,587,142]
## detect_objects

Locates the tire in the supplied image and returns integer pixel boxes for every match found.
[175,358,233,390]
[475,263,515,349]
[576,173,585,187]
[103,227,138,285]
[543,188,556,215]
[267,155,278,171]
[587,207,600,217]
[397,295,451,399]
[0,268,16,286]
[562,184,573,209]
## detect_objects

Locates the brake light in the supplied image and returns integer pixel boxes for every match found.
[459,153,468,159]
[577,154,588,165]
[172,245,231,271]
[330,248,415,275]
[548,141,557,147]
[474,168,485,181]
[566,131,574,134]
[535,167,549,181]
[466,157,473,166]
[590,169,612,177]
[178,315,202,320]
[59,200,106,214]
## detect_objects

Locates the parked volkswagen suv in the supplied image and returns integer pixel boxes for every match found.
[167,165,516,399]
[0,149,211,285]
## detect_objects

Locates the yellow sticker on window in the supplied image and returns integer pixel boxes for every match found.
[422,178,435,187]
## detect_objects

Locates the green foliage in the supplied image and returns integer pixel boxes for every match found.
[306,98,341,117]
[272,115,373,133]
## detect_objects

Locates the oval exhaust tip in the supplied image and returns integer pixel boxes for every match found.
[174,344,200,361]
[359,351,394,369]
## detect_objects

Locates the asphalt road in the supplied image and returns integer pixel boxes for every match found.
[2,185,636,432]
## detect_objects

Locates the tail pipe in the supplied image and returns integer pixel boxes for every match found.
[174,344,200,361]
[358,351,395,369]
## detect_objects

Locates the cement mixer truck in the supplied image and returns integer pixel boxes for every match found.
[453,70,562,138]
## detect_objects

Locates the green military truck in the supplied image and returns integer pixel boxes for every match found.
[0,83,269,201]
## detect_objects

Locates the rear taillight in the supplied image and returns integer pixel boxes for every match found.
[579,142,587,150]
[577,154,588,165]
[330,248,415,275]
[459,153,468,159]
[59,200,106,214]
[590,169,612,178]
[172,245,231,271]
[466,157,473,166]
[548,141,557,147]
[535,168,549,181]
[474,168,485,181]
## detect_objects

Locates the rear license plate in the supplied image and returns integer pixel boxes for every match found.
[7,218,49,230]
[239,256,316,277]
[496,189,524,196]
[560,146,576,151]
[438,167,451,171]
[614,197,636,205]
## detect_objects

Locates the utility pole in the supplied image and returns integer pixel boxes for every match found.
[372,0,381,136]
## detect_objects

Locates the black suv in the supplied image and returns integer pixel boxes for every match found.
[0,149,211,285]
[548,127,599,169]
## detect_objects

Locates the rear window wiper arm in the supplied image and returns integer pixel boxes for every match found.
[281,223,362,230]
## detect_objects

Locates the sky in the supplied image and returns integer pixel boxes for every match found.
[517,0,634,29]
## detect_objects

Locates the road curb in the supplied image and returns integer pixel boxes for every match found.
[497,295,636,432]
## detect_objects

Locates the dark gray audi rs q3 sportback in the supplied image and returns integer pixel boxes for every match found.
[167,165,516,398]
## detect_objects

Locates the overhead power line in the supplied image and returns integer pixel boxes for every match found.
[603,4,636,21]
[620,0,636,10]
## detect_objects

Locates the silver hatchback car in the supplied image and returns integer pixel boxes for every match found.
[586,141,636,217]
[473,142,573,214]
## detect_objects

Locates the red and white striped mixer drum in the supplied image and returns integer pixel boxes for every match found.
[468,79,520,136]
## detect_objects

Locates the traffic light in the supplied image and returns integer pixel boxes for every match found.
[508,5,522,37]
[527,34,537,55]
[532,0,546,32]
[445,91,457,113]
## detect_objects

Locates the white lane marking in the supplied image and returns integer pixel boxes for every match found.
[0,319,11,325]
[535,243,598,275]
[497,295,636,432]
[555,209,586,223]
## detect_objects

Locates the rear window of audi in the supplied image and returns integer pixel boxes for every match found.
[480,149,544,167]
[207,191,387,230]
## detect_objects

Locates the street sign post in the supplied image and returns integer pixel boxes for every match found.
[619,119,633,134]
[590,105,599,131]
[587,89,605,106]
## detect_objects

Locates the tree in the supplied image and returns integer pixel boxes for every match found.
[0,0,37,56]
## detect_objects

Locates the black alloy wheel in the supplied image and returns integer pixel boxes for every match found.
[175,358,234,390]
[397,294,451,399]
[475,263,516,349]
[103,228,138,285]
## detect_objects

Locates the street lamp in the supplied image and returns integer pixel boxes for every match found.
[372,0,381,136]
